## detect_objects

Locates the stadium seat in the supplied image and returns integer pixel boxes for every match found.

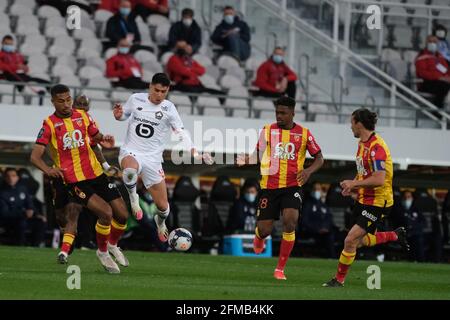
[219,74,243,90]
[20,42,46,56]
[160,51,174,66]
[37,5,62,19]
[53,36,77,53]
[193,54,213,68]
[104,47,118,60]
[16,24,41,37]
[225,66,246,84]
[199,74,221,90]
[252,99,275,118]
[88,76,112,89]
[78,47,101,60]
[78,66,104,80]
[155,23,171,45]
[197,96,224,116]
[147,14,170,27]
[226,86,250,118]
[84,56,106,74]
[52,64,77,78]
[73,28,97,41]
[45,26,69,39]
[217,55,241,70]
[111,90,131,103]
[9,4,35,17]
[27,54,50,73]
[80,38,103,53]
[134,50,158,64]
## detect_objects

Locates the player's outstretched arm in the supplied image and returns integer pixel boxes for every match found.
[92,132,115,149]
[30,144,64,179]
[113,103,130,121]
[298,151,324,186]
[341,171,385,194]
[92,144,120,177]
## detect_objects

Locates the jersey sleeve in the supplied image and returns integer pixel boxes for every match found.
[122,94,135,119]
[256,126,268,153]
[306,129,321,156]
[35,120,51,146]
[86,112,100,137]
[168,103,185,132]
[371,143,387,171]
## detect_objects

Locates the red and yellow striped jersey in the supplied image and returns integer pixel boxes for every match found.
[36,109,103,184]
[355,132,394,208]
[257,123,321,190]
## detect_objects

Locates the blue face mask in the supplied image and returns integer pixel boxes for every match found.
[403,199,413,210]
[120,7,131,16]
[118,46,130,54]
[272,54,283,64]
[224,15,235,25]
[312,190,321,201]
[244,193,256,203]
[2,44,15,53]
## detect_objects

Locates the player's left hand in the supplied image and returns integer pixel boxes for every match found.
[100,134,115,148]
[202,152,214,165]
[297,168,311,186]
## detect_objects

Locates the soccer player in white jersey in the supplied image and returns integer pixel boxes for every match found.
[113,73,213,242]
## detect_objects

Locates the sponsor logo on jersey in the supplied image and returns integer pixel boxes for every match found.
[273,142,296,160]
[161,105,168,111]
[63,130,85,150]
[135,97,146,103]
[133,116,159,126]
[137,107,143,111]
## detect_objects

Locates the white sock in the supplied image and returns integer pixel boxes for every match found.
[155,205,170,224]
[122,168,138,204]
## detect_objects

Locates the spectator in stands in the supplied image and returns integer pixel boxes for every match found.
[0,35,51,92]
[397,191,426,262]
[0,168,45,246]
[302,183,336,258]
[167,41,226,99]
[211,6,251,62]
[252,47,298,99]
[99,0,136,13]
[168,8,202,55]
[227,180,258,234]
[134,0,169,20]
[433,24,450,63]
[105,0,141,51]
[415,35,450,109]
[106,38,149,89]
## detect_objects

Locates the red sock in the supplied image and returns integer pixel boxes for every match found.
[336,263,351,283]
[375,231,398,244]
[61,233,75,254]
[95,222,111,252]
[276,232,295,271]
[109,220,127,246]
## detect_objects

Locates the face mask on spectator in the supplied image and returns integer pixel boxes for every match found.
[427,42,437,53]
[312,190,322,201]
[120,7,131,16]
[176,48,187,56]
[436,30,446,39]
[118,46,130,54]
[403,199,413,210]
[182,18,193,27]
[2,44,15,52]
[244,193,256,203]
[272,54,283,64]
[224,15,235,25]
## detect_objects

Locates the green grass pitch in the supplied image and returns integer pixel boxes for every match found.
[0,245,449,300]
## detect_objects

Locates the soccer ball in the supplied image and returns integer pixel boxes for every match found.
[168,228,193,252]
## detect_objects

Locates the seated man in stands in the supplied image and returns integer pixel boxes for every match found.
[415,35,450,109]
[105,0,142,52]
[167,41,225,99]
[168,8,202,55]
[210,6,251,62]
[105,38,149,89]
[301,183,336,258]
[433,24,450,63]
[252,47,298,99]
[0,35,51,92]
[227,180,258,234]
[134,0,169,20]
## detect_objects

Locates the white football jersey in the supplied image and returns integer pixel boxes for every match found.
[120,93,186,162]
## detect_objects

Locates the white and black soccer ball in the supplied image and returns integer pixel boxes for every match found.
[168,228,193,252]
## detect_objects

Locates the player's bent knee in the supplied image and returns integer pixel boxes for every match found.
[122,167,138,185]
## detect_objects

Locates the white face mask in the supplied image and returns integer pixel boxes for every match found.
[436,30,446,39]
[182,18,192,27]
[312,190,322,201]
[427,42,437,53]
[403,199,413,210]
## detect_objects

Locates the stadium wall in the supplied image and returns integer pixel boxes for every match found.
[2,104,450,168]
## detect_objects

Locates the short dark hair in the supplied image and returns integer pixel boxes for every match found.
[223,5,234,11]
[50,84,70,97]
[2,35,13,42]
[352,108,378,130]
[274,96,296,109]
[182,8,194,17]
[151,73,171,87]
[433,24,447,35]
[4,167,17,175]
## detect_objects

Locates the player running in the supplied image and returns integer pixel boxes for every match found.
[323,108,409,288]
[30,85,130,273]
[237,96,324,280]
[51,95,120,264]
[113,73,213,242]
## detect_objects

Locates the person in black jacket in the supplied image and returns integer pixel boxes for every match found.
[168,8,202,54]
[302,183,336,258]
[227,181,258,234]
[105,0,142,52]
[210,6,251,62]
[0,168,45,246]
